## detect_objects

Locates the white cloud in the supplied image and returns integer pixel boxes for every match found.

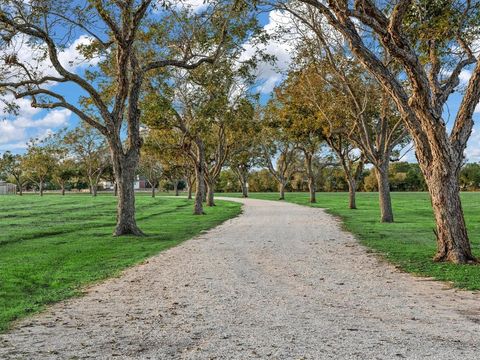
[153,0,207,13]
[0,103,71,151]
[240,10,295,94]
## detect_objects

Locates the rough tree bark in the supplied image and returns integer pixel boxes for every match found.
[426,168,473,263]
[110,146,144,236]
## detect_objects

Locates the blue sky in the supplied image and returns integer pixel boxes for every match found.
[1,5,479,163]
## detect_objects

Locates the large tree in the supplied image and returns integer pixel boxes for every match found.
[282,1,480,263]
[0,0,241,235]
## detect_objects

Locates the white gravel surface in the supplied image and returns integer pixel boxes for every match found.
[1,197,479,359]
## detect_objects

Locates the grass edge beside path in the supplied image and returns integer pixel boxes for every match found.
[0,196,242,333]
[221,192,480,291]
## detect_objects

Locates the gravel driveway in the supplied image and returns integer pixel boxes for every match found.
[1,198,479,359]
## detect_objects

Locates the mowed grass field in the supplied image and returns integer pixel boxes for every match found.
[0,194,241,332]
[223,192,480,291]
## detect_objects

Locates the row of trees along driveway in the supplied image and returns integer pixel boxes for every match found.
[2,1,480,265]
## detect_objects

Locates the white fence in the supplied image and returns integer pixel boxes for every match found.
[0,183,16,195]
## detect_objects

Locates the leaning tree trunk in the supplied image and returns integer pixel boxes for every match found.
[206,180,215,207]
[110,147,143,236]
[423,165,476,263]
[114,182,118,196]
[375,163,394,223]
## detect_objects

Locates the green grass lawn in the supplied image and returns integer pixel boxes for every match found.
[0,194,241,332]
[222,191,480,291]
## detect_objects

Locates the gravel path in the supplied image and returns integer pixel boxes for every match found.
[1,198,479,359]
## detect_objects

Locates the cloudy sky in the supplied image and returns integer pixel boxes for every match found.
[1,6,479,162]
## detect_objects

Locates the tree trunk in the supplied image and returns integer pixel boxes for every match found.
[347,179,356,209]
[39,181,44,197]
[279,181,286,200]
[193,140,206,215]
[239,170,249,198]
[110,148,144,236]
[174,180,179,196]
[423,167,476,263]
[151,185,156,198]
[202,179,207,202]
[241,181,248,198]
[18,184,23,196]
[92,185,98,197]
[61,184,66,196]
[114,182,118,196]
[375,164,394,223]
[187,179,193,200]
[206,181,215,207]
[305,154,316,203]
[308,179,316,203]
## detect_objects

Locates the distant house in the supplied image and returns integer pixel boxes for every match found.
[99,176,147,191]
[134,176,147,190]
[0,182,16,195]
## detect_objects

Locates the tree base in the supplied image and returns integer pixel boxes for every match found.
[113,224,145,236]
[433,251,478,264]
